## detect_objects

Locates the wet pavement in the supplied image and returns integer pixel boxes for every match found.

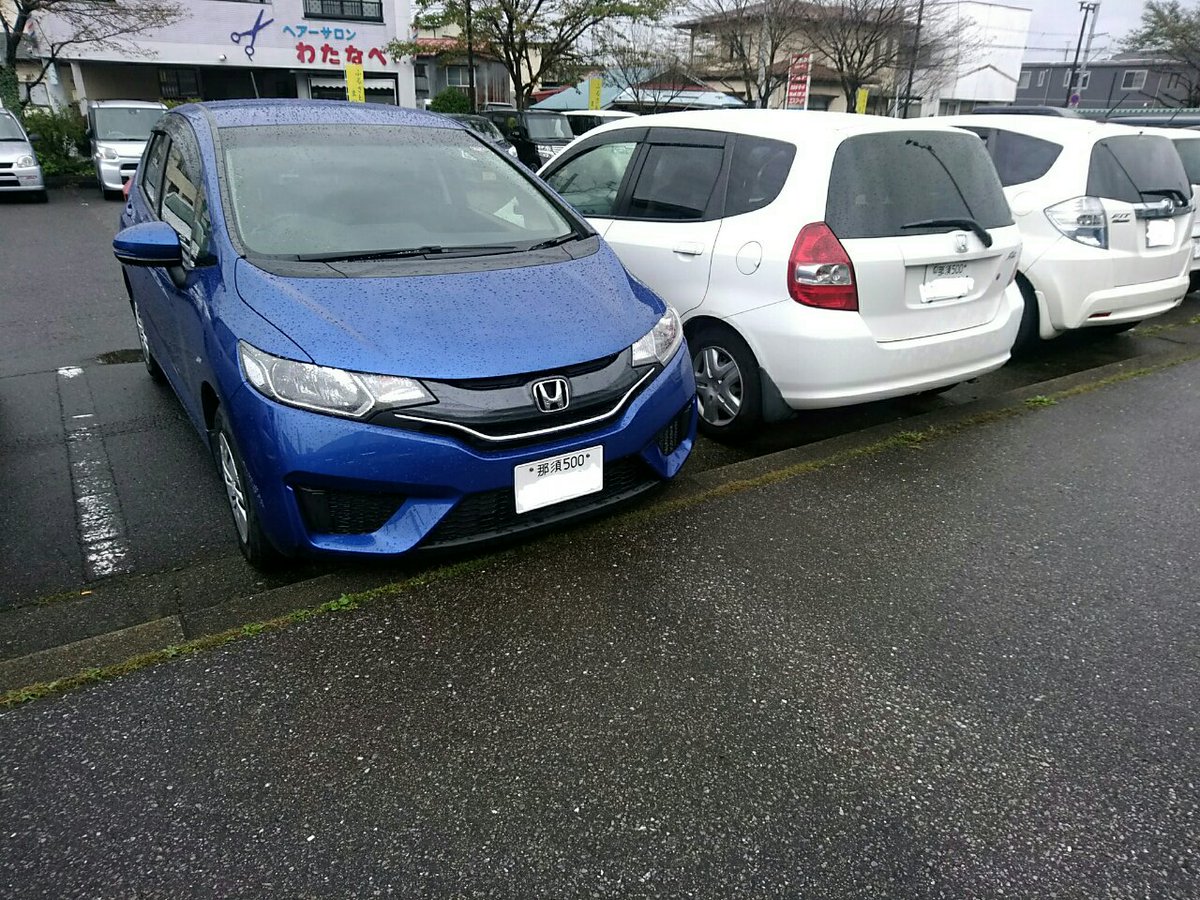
[1,358,1197,898]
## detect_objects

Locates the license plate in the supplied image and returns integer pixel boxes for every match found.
[1146,219,1175,248]
[928,262,968,278]
[514,446,603,514]
[921,264,974,303]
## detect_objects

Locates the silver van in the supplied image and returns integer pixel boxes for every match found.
[0,108,45,202]
[87,100,166,198]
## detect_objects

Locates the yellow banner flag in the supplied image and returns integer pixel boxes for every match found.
[587,77,602,111]
[854,87,869,115]
[345,63,365,103]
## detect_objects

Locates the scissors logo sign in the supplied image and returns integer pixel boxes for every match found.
[230,10,275,59]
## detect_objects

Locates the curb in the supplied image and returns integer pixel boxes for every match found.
[3,340,1200,695]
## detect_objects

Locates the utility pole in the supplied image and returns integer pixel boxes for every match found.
[902,0,926,118]
[465,0,477,113]
[1078,1,1101,92]
[1064,2,1099,108]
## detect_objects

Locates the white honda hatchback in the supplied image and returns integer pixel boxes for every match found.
[946,115,1194,347]
[540,110,1024,437]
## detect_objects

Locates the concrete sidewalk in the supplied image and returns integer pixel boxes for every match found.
[1,359,1198,898]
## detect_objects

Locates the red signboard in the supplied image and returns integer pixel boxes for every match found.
[786,53,811,110]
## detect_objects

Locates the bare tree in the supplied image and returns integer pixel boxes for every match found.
[2,0,185,110]
[597,21,697,111]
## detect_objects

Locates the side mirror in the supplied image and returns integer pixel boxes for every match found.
[113,221,182,267]
[26,132,41,143]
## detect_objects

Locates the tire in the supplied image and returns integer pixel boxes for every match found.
[102,188,122,201]
[1091,321,1140,336]
[1011,276,1041,354]
[689,324,763,441]
[131,299,165,383]
[211,407,285,570]
[30,190,47,204]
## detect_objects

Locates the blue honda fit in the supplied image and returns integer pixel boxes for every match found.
[112,100,695,566]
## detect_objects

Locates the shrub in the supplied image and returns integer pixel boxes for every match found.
[428,87,472,114]
[22,106,91,176]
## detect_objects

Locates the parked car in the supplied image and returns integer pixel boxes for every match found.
[111,100,695,566]
[946,115,1194,347]
[1140,126,1200,288]
[562,109,638,137]
[967,105,1085,118]
[88,99,167,199]
[0,108,46,202]
[444,113,520,160]
[483,109,573,169]
[1107,112,1200,128]
[540,110,1024,438]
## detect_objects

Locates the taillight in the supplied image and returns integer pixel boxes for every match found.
[788,222,858,311]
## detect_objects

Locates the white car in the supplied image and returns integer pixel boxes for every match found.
[540,110,1024,437]
[945,115,1193,346]
[1139,126,1200,286]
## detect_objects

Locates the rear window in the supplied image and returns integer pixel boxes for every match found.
[724,135,795,217]
[1087,135,1191,205]
[1171,138,1200,186]
[962,127,1062,186]
[825,130,1013,239]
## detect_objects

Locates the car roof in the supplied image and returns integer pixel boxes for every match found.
[562,110,636,118]
[1132,124,1200,141]
[172,99,460,130]
[585,108,986,142]
[941,114,1144,142]
[89,100,167,109]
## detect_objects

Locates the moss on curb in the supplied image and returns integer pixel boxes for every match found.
[4,350,1198,711]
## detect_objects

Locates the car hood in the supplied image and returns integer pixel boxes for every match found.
[95,139,148,158]
[0,140,34,162]
[233,248,662,380]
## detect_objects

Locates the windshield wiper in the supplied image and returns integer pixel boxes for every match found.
[1140,187,1190,206]
[901,218,994,248]
[296,244,519,262]
[525,233,578,251]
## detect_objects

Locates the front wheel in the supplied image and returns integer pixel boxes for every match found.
[132,300,165,383]
[689,325,763,441]
[211,408,285,570]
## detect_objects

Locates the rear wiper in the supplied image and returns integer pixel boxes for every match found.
[297,244,519,262]
[525,233,578,251]
[1140,187,1191,206]
[901,218,994,248]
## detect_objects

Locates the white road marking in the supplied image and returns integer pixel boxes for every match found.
[57,367,133,581]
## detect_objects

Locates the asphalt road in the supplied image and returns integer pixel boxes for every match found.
[2,188,1198,610]
[1,359,1196,898]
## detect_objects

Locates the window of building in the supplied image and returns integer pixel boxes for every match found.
[446,65,476,88]
[1121,70,1148,91]
[1037,70,1046,87]
[303,0,384,23]
[414,64,427,78]
[1063,70,1090,91]
[1018,70,1031,90]
[159,68,200,100]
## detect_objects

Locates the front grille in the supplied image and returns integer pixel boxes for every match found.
[0,162,12,169]
[422,456,658,548]
[295,486,406,535]
[656,403,693,456]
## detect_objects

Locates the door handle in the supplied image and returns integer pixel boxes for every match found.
[673,242,705,256]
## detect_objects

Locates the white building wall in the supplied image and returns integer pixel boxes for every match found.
[28,0,415,107]
[920,1,1032,115]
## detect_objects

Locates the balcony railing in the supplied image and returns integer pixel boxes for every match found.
[303,0,384,23]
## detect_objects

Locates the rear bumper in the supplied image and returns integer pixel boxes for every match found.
[729,283,1023,409]
[224,346,697,558]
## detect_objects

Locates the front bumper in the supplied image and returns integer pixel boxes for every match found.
[225,347,697,557]
[729,283,1023,410]
[0,163,44,192]
[95,156,139,191]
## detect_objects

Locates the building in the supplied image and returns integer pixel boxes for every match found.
[410,30,514,109]
[1011,53,1193,113]
[675,0,1029,115]
[15,0,416,111]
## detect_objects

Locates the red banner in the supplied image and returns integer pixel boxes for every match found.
[786,53,811,110]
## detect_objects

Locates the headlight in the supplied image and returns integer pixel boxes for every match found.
[631,307,683,367]
[14,155,34,168]
[99,146,119,161]
[1045,196,1108,249]
[238,342,433,419]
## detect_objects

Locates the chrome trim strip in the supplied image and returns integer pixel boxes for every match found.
[387,367,658,444]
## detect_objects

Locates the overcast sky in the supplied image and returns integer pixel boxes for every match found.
[1019,0,1147,61]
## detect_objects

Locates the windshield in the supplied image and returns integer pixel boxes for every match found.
[221,124,576,258]
[526,115,572,141]
[457,116,505,142]
[1087,135,1191,205]
[0,114,26,141]
[1173,138,1200,186]
[94,107,163,142]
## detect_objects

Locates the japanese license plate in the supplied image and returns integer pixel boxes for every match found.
[921,263,974,303]
[928,262,968,278]
[514,446,603,514]
[1146,219,1175,248]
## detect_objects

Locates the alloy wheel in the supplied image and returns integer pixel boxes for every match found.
[133,302,151,368]
[693,345,743,427]
[218,432,250,544]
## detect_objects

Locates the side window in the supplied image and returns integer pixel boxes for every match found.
[724,135,795,217]
[141,132,170,209]
[544,142,638,216]
[626,144,724,221]
[161,131,210,267]
[989,129,1062,186]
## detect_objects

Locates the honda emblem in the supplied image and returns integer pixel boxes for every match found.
[531,377,570,413]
